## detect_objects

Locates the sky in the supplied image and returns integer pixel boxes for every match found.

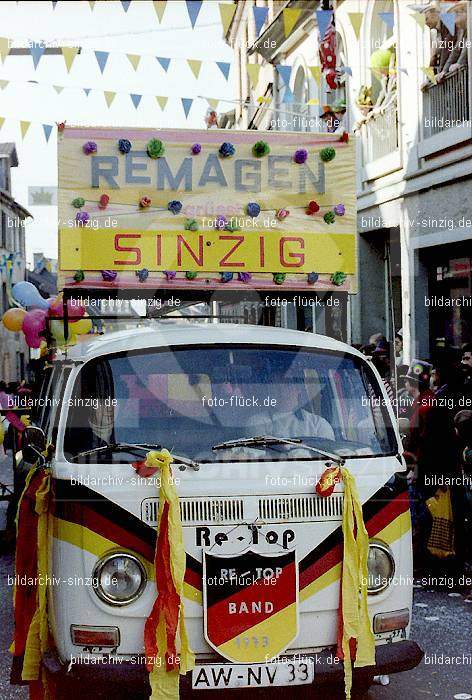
[0,0,235,265]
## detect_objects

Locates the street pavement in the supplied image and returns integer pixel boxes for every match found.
[1,454,471,699]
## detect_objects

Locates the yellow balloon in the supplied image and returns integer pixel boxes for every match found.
[50,320,77,348]
[72,318,93,335]
[2,307,26,332]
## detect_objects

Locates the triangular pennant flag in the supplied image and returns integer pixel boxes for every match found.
[412,12,425,29]
[379,12,394,29]
[283,8,301,38]
[339,65,353,76]
[247,63,261,89]
[207,98,219,110]
[181,97,193,118]
[88,1,95,9]
[156,56,170,72]
[307,98,319,105]
[156,95,168,110]
[0,37,10,63]
[83,87,91,96]
[95,50,109,74]
[20,121,31,139]
[104,90,117,107]
[121,1,131,11]
[43,124,53,142]
[153,1,166,22]
[53,85,64,94]
[253,6,268,37]
[130,93,142,109]
[400,67,408,75]
[0,117,5,130]
[348,12,363,39]
[218,3,236,34]
[0,80,8,90]
[308,65,321,85]
[440,12,455,36]
[282,86,294,104]
[316,10,333,39]
[187,59,202,79]
[62,47,79,72]
[421,66,437,85]
[276,64,292,87]
[127,53,141,71]
[30,44,45,69]
[216,61,230,80]
[185,0,202,28]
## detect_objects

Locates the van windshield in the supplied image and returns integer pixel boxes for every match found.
[63,344,397,463]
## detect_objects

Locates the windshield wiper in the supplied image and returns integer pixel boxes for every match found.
[69,442,200,470]
[212,435,345,465]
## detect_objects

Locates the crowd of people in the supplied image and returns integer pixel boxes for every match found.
[360,332,472,591]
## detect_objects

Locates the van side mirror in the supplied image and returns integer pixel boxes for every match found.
[22,426,47,464]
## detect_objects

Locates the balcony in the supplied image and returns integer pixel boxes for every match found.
[360,103,401,181]
[420,67,472,157]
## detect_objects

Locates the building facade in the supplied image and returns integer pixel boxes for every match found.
[225,0,472,362]
[0,143,31,382]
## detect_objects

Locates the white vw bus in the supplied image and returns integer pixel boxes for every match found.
[18,323,422,698]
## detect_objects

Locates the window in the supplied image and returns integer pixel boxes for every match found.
[63,345,396,463]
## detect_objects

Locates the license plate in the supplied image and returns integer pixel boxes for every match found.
[191,659,314,690]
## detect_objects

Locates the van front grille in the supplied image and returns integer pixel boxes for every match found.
[141,497,245,526]
[258,494,343,522]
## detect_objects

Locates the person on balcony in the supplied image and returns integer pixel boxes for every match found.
[419,1,454,82]
[437,2,468,83]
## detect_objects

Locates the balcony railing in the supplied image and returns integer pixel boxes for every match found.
[360,103,399,165]
[423,67,469,138]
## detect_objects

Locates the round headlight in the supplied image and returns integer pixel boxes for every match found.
[366,543,395,594]
[93,553,147,606]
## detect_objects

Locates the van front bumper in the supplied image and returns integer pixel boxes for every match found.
[37,640,423,692]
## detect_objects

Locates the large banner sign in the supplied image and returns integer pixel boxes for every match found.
[58,127,357,292]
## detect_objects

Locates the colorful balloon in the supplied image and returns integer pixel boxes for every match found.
[12,281,50,309]
[22,309,48,348]
[73,318,92,335]
[2,308,26,332]
[48,294,85,320]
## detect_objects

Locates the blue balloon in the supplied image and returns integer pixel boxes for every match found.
[12,281,50,309]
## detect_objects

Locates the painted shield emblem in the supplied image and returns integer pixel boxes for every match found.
[203,548,298,663]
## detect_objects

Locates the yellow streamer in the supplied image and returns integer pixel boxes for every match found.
[340,467,375,700]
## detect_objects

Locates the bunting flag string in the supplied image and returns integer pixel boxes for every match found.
[185,0,203,29]
[253,6,268,37]
[218,2,237,35]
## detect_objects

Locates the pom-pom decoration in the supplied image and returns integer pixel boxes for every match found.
[75,211,90,225]
[185,271,198,280]
[334,204,345,216]
[191,143,201,155]
[276,208,290,220]
[83,141,97,155]
[164,270,176,281]
[72,197,85,208]
[136,268,149,282]
[147,138,165,158]
[215,215,227,230]
[224,219,241,232]
[219,142,235,158]
[139,196,152,209]
[323,211,336,224]
[73,269,85,282]
[238,272,252,283]
[101,270,117,281]
[294,149,308,164]
[273,273,286,285]
[246,202,260,217]
[331,271,347,286]
[98,194,110,210]
[118,138,132,154]
[168,200,182,215]
[339,131,349,143]
[306,201,320,215]
[320,147,336,162]
[184,218,199,231]
[220,272,234,283]
[307,272,319,284]
[252,140,270,157]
